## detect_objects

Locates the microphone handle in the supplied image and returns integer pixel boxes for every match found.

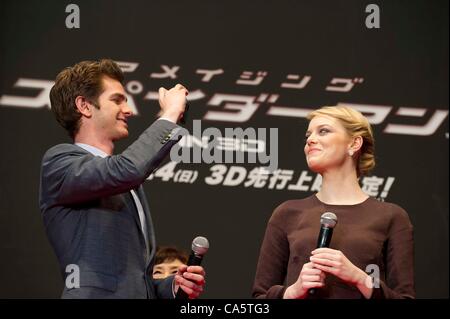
[316,227,333,248]
[309,227,334,296]
[175,252,203,299]
[180,102,189,124]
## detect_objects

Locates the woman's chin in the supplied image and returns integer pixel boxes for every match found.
[307,162,323,174]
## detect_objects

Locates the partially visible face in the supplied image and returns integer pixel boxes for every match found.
[304,115,353,174]
[91,76,133,142]
[152,259,184,279]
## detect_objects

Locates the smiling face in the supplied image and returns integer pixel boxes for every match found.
[304,115,354,174]
[90,76,133,142]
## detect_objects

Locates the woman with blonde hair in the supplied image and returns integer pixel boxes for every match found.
[252,105,414,299]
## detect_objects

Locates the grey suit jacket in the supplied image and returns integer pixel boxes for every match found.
[39,119,184,298]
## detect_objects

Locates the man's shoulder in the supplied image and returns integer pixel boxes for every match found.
[42,143,88,161]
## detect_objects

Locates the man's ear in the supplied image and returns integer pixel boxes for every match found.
[75,96,93,117]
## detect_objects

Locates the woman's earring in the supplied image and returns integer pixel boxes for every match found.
[348,150,354,156]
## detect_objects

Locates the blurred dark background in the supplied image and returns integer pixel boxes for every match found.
[0,0,448,298]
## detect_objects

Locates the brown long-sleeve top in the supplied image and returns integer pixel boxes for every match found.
[252,195,415,299]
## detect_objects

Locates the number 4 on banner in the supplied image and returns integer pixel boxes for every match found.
[152,161,178,181]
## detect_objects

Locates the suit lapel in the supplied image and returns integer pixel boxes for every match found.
[127,191,144,237]
[135,185,156,263]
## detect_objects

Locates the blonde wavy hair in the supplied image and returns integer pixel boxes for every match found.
[307,105,375,176]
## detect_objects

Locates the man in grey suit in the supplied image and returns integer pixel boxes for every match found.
[39,59,205,298]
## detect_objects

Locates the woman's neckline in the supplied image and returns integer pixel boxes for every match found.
[312,194,372,207]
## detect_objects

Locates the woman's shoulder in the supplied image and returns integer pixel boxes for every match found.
[366,198,413,229]
[366,197,408,215]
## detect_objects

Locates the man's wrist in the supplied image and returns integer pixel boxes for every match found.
[159,110,181,123]
[158,116,176,124]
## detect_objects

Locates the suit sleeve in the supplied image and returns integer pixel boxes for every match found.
[40,119,185,209]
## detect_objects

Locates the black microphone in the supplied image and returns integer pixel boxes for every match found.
[309,212,338,296]
[179,99,189,125]
[175,236,209,299]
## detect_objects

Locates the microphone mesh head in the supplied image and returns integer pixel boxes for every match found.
[320,212,338,228]
[192,236,209,256]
